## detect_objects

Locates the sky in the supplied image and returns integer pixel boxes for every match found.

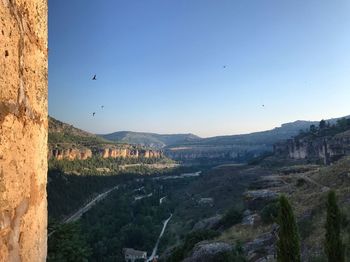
[49,0,350,137]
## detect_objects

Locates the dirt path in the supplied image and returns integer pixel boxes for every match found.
[297,173,329,191]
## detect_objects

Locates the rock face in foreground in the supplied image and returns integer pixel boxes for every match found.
[0,0,48,261]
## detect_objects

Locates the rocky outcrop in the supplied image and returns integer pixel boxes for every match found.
[99,147,163,159]
[192,215,222,231]
[48,145,163,161]
[49,148,92,160]
[183,241,233,262]
[0,1,48,261]
[274,131,350,164]
[244,190,278,210]
[165,146,240,161]
[244,228,277,262]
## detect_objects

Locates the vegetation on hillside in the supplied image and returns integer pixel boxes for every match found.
[47,169,135,220]
[297,118,350,139]
[49,116,113,146]
[100,131,200,149]
[325,191,345,262]
[276,195,301,262]
[48,222,91,262]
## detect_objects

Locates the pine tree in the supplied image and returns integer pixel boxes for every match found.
[276,195,301,262]
[325,190,344,262]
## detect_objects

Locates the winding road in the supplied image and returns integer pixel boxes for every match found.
[64,185,119,223]
[48,185,119,238]
[147,213,173,262]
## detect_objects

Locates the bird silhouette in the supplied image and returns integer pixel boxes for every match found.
[92,74,97,80]
[101,105,104,109]
[92,112,96,117]
[223,65,227,69]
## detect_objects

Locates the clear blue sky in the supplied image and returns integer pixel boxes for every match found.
[49,0,350,137]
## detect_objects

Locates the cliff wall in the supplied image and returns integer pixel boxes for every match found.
[274,131,350,164]
[0,1,48,261]
[48,145,163,161]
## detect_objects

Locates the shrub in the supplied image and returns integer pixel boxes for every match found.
[325,190,345,262]
[220,207,244,228]
[276,195,301,262]
[261,200,279,224]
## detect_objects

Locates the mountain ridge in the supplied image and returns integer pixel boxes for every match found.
[100,131,201,149]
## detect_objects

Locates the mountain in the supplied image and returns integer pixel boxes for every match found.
[48,117,163,161]
[100,131,201,149]
[49,116,111,145]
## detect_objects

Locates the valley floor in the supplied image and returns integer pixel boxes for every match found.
[47,157,350,261]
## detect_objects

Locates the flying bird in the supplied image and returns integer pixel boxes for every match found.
[92,112,96,117]
[101,105,104,109]
[223,65,227,69]
[92,74,97,80]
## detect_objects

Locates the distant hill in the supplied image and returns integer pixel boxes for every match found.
[164,115,350,162]
[100,131,201,149]
[48,117,164,162]
[49,116,111,146]
[174,120,318,147]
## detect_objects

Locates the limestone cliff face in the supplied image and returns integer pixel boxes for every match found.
[164,145,267,161]
[101,147,163,159]
[49,148,93,160]
[274,131,350,164]
[0,1,48,261]
[49,145,163,161]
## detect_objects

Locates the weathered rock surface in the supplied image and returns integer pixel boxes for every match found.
[99,146,162,159]
[274,131,350,164]
[49,147,92,160]
[0,0,48,261]
[242,211,261,226]
[48,145,163,161]
[244,190,278,210]
[192,215,222,231]
[183,241,233,262]
[244,228,277,262]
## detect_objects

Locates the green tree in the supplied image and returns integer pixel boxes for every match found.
[47,222,91,262]
[325,190,345,262]
[276,195,301,262]
[310,124,318,134]
[319,120,327,130]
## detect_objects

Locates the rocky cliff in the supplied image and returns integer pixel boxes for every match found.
[98,146,163,159]
[49,146,163,161]
[48,117,163,161]
[274,129,350,164]
[0,1,48,261]
[49,147,93,160]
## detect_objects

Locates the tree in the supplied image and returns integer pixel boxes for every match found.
[276,195,301,262]
[319,120,326,130]
[325,190,345,262]
[310,124,318,134]
[47,222,91,262]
